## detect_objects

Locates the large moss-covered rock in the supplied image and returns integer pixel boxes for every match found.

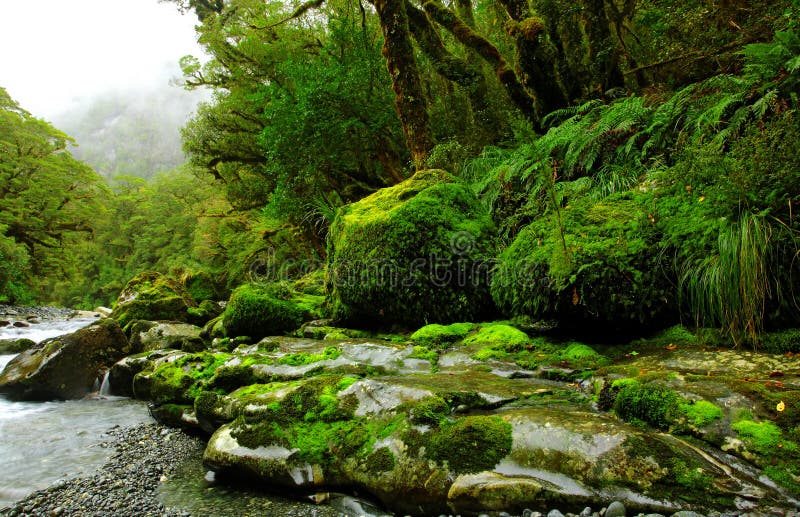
[107,322,797,513]
[491,194,676,332]
[202,370,781,515]
[0,319,130,400]
[110,272,197,329]
[327,169,497,327]
[222,283,323,341]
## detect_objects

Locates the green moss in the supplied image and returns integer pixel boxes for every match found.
[277,346,341,366]
[143,352,232,403]
[472,346,510,361]
[463,324,530,351]
[327,170,497,327]
[670,458,713,491]
[409,345,439,365]
[292,269,327,296]
[365,447,396,473]
[409,396,450,425]
[111,272,197,329]
[633,325,698,347]
[491,193,676,332]
[678,400,723,427]
[223,283,318,340]
[763,464,800,497]
[410,322,475,348]
[613,383,680,430]
[426,415,513,473]
[732,419,798,456]
[559,342,609,368]
[760,328,800,353]
[207,364,257,392]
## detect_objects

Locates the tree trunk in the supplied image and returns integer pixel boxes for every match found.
[497,0,568,116]
[406,4,500,138]
[422,0,539,125]
[372,0,435,170]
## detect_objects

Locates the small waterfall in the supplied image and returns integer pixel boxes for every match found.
[99,370,112,397]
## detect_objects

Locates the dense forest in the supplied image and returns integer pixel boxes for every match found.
[2,0,800,345]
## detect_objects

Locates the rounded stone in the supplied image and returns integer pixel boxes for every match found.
[606,502,626,517]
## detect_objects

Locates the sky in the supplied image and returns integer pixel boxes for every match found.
[0,0,205,120]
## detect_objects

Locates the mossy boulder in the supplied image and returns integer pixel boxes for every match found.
[223,283,323,341]
[107,350,181,398]
[110,272,197,330]
[491,194,676,333]
[0,319,130,400]
[0,338,35,354]
[327,169,497,327]
[201,370,783,515]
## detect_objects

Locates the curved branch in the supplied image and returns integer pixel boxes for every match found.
[251,0,327,30]
[421,0,539,124]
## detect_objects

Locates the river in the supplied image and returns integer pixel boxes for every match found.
[0,317,151,508]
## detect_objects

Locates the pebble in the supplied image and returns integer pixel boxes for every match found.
[606,501,627,517]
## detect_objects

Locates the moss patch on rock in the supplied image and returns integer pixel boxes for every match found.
[410,322,475,348]
[491,193,676,334]
[426,415,513,473]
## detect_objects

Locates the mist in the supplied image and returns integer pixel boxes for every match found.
[51,72,210,181]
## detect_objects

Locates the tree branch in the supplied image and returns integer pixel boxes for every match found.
[421,0,539,124]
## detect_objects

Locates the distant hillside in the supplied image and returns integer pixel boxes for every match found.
[52,86,208,181]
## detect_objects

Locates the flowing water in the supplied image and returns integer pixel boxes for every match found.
[0,317,152,509]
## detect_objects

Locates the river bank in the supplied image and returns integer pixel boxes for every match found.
[0,423,351,517]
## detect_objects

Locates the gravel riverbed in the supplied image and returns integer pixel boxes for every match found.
[0,423,343,517]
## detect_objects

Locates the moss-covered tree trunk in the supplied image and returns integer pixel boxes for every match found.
[373,0,435,170]
[422,0,539,124]
[497,0,568,116]
[406,4,500,140]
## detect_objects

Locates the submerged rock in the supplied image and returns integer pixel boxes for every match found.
[0,319,130,400]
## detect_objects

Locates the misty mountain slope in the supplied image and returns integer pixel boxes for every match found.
[52,86,208,180]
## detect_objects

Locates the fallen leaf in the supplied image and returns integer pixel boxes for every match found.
[777,401,786,412]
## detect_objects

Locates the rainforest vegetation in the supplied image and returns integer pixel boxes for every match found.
[2,0,800,345]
